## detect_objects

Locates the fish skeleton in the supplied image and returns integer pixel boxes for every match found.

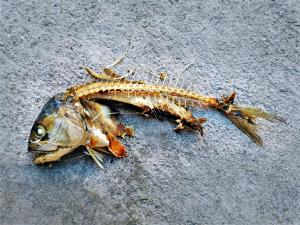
[28,67,285,167]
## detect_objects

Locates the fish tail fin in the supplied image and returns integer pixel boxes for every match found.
[216,92,285,145]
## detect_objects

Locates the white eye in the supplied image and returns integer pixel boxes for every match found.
[36,125,46,137]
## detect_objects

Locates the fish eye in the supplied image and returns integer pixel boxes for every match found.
[35,125,46,138]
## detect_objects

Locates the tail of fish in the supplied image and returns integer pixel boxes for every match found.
[215,92,286,145]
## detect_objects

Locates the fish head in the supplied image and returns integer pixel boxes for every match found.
[28,93,86,155]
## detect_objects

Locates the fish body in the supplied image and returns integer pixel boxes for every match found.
[28,67,284,166]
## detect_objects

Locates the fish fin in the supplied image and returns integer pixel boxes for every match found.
[93,147,112,155]
[85,67,113,80]
[85,67,144,84]
[103,67,145,84]
[227,113,262,145]
[86,146,104,169]
[116,124,134,138]
[217,92,285,145]
[107,134,128,157]
[85,67,124,82]
[230,105,286,123]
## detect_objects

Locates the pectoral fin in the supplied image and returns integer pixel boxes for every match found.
[116,124,134,138]
[107,134,128,157]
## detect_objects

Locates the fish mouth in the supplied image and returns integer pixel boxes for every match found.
[30,147,61,164]
[32,151,56,164]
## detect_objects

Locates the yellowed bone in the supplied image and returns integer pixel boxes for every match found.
[33,147,74,164]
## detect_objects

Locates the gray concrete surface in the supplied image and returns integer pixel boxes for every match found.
[1,0,299,224]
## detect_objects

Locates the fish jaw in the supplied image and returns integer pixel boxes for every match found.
[33,147,75,164]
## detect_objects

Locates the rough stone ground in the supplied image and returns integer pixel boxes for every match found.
[0,0,299,224]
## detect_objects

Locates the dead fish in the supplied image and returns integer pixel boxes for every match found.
[28,67,285,167]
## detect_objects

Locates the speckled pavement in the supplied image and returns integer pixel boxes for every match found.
[0,1,299,224]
